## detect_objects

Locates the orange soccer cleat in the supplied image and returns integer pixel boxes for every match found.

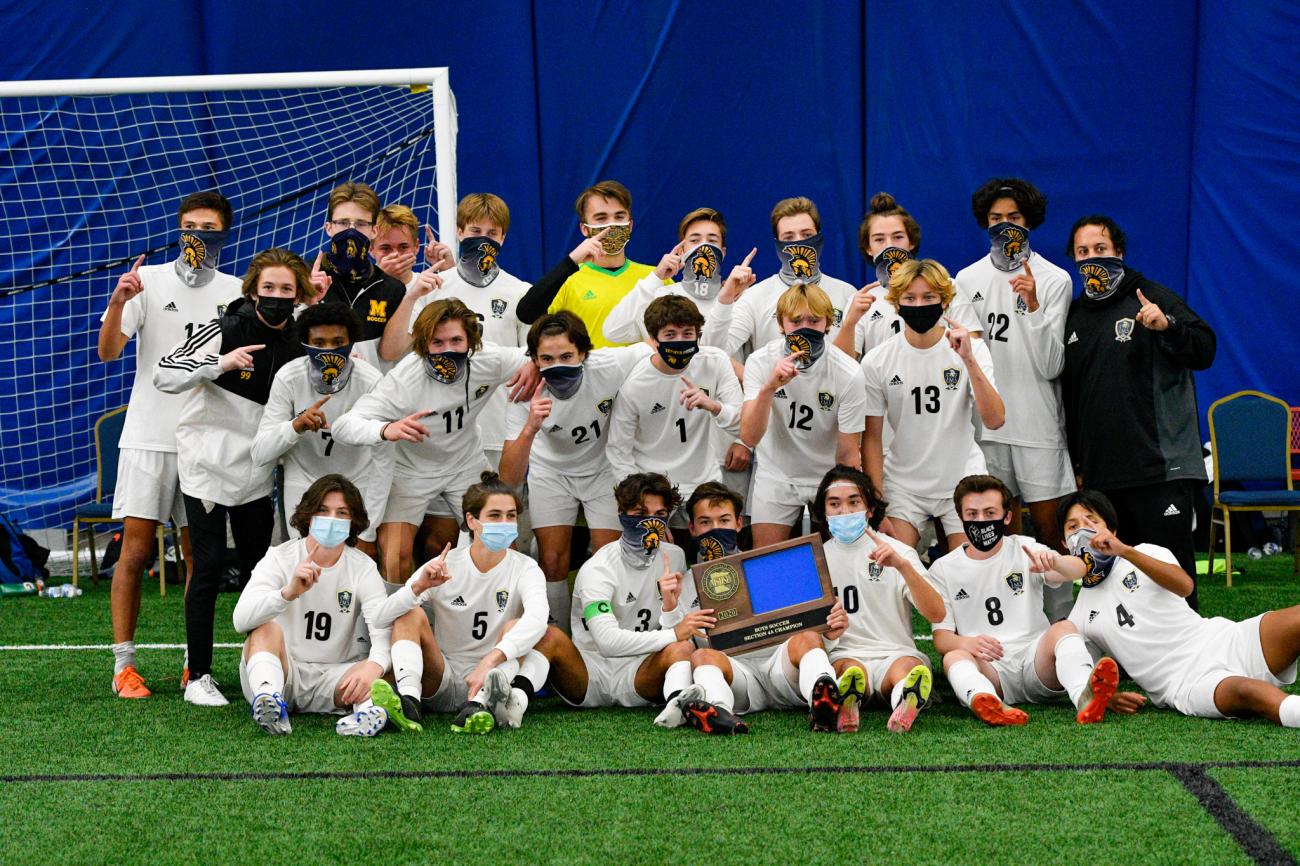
[112,665,152,699]
[1076,657,1119,725]
[970,692,1028,726]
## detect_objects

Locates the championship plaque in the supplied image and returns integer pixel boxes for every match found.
[690,534,835,655]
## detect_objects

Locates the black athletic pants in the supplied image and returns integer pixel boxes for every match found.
[183,494,273,678]
[1095,480,1202,611]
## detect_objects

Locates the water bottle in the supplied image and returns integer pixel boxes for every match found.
[1263,542,1282,557]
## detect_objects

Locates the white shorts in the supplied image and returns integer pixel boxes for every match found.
[384,459,488,526]
[526,467,620,531]
[749,472,819,527]
[729,640,803,714]
[1171,614,1298,718]
[239,645,350,715]
[980,442,1076,503]
[565,651,651,708]
[990,632,1063,706]
[111,448,187,527]
[423,655,473,713]
[829,646,930,700]
[883,484,962,539]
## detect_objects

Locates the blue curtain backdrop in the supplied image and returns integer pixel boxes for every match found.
[1,0,1296,527]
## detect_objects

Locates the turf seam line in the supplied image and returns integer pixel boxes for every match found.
[5,758,1300,785]
[0,643,242,651]
[1167,764,1297,866]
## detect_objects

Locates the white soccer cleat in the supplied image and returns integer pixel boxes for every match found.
[183,674,230,707]
[251,693,291,735]
[654,684,706,729]
[336,705,388,737]
[482,668,511,712]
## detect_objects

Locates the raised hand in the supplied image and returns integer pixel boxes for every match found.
[718,248,758,304]
[767,351,803,389]
[412,542,453,594]
[844,281,879,325]
[219,343,264,372]
[569,227,611,265]
[1009,258,1039,312]
[308,253,330,302]
[507,360,541,403]
[825,599,848,640]
[944,315,973,361]
[377,249,417,281]
[1089,526,1129,557]
[655,241,686,281]
[382,410,433,443]
[1134,289,1169,331]
[865,526,904,570]
[285,553,322,601]
[678,375,720,414]
[424,225,455,272]
[292,395,331,434]
[524,381,553,434]
[1023,544,1059,574]
[658,553,682,610]
[408,267,443,299]
[111,254,146,305]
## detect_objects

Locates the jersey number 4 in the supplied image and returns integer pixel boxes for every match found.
[1116,604,1135,628]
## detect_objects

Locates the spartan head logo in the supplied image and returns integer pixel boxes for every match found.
[786,332,812,359]
[698,535,725,562]
[1000,226,1027,260]
[180,232,206,269]
[427,353,459,382]
[882,246,910,276]
[785,244,818,279]
[476,240,498,275]
[1080,550,1104,587]
[1080,261,1110,296]
[317,351,347,387]
[691,245,720,280]
[639,518,666,554]
[1005,571,1025,596]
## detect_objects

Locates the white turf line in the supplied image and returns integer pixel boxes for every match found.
[2,637,933,651]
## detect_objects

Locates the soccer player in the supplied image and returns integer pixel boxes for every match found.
[607,296,743,508]
[1062,490,1300,726]
[740,283,867,548]
[861,259,1004,552]
[929,475,1120,726]
[1062,215,1216,609]
[249,303,392,559]
[684,481,745,564]
[370,203,422,288]
[812,465,946,733]
[97,190,241,698]
[372,472,548,733]
[331,299,535,584]
[233,475,393,736]
[306,181,407,370]
[956,179,1075,620]
[722,196,862,359]
[515,180,663,347]
[154,248,313,707]
[499,312,652,631]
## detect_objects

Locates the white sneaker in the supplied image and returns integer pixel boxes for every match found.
[251,693,291,735]
[184,674,229,707]
[655,684,705,728]
[336,705,388,737]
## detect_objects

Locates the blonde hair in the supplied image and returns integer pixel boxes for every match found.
[327,181,381,222]
[886,258,956,308]
[375,204,419,242]
[775,282,834,326]
[457,193,511,234]
[770,196,820,236]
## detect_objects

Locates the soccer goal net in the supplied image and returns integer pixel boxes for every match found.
[0,68,457,530]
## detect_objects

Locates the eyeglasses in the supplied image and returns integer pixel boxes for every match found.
[328,219,374,230]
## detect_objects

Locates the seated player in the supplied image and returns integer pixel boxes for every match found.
[929,475,1119,726]
[740,282,867,547]
[499,312,652,631]
[861,259,1004,552]
[684,481,745,564]
[233,475,393,737]
[1062,490,1300,726]
[528,473,712,714]
[331,299,535,584]
[374,472,548,733]
[250,303,392,559]
[812,465,946,733]
[607,296,743,510]
[155,248,312,708]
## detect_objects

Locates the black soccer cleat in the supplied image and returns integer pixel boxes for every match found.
[401,693,424,726]
[808,675,843,733]
[683,700,749,735]
[450,700,494,734]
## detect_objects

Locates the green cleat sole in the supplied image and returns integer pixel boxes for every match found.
[451,710,495,735]
[370,679,422,733]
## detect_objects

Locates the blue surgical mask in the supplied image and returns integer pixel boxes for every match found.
[302,343,353,394]
[478,521,518,552]
[309,515,350,549]
[176,228,228,287]
[827,511,868,545]
[988,222,1031,271]
[775,233,824,285]
[1068,528,1117,586]
[539,362,584,399]
[1078,257,1126,300]
[695,528,738,562]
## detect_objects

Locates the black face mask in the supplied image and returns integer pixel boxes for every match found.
[695,528,738,563]
[1078,257,1126,300]
[457,236,501,287]
[424,351,468,384]
[539,362,584,399]
[963,518,1006,553]
[656,339,699,371]
[256,295,294,328]
[785,327,826,369]
[326,228,373,283]
[897,302,944,334]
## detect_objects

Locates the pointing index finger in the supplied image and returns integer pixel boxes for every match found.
[1022,258,1034,276]
[310,395,332,410]
[1136,289,1150,306]
[943,315,960,329]
[246,344,266,353]
[679,375,697,391]
[312,252,323,273]
[131,253,145,272]
[426,224,437,245]
[741,247,757,267]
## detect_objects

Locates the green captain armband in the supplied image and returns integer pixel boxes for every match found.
[583,600,613,622]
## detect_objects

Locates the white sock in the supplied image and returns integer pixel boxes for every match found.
[663,660,692,701]
[1054,633,1096,708]
[518,650,550,692]
[353,698,374,713]
[890,678,906,709]
[497,658,521,683]
[391,639,424,700]
[693,664,732,711]
[1280,695,1300,728]
[112,641,136,676]
[245,651,284,697]
[947,660,998,709]
[546,580,572,634]
[797,648,834,704]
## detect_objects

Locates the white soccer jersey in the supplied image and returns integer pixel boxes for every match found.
[824,530,931,658]
[742,339,867,489]
[862,332,996,500]
[331,344,524,480]
[249,355,393,524]
[955,251,1069,447]
[602,271,734,349]
[723,272,861,359]
[854,283,982,359]
[378,546,548,670]
[102,263,241,452]
[232,538,392,670]
[407,268,530,450]
[503,344,653,477]
[928,535,1051,654]
[607,348,742,497]
[572,540,694,659]
[1067,544,1211,708]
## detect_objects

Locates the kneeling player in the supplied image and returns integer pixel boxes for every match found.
[813,466,946,733]
[1063,490,1300,726]
[685,481,745,564]
[375,472,548,733]
[929,475,1119,726]
[233,475,393,737]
